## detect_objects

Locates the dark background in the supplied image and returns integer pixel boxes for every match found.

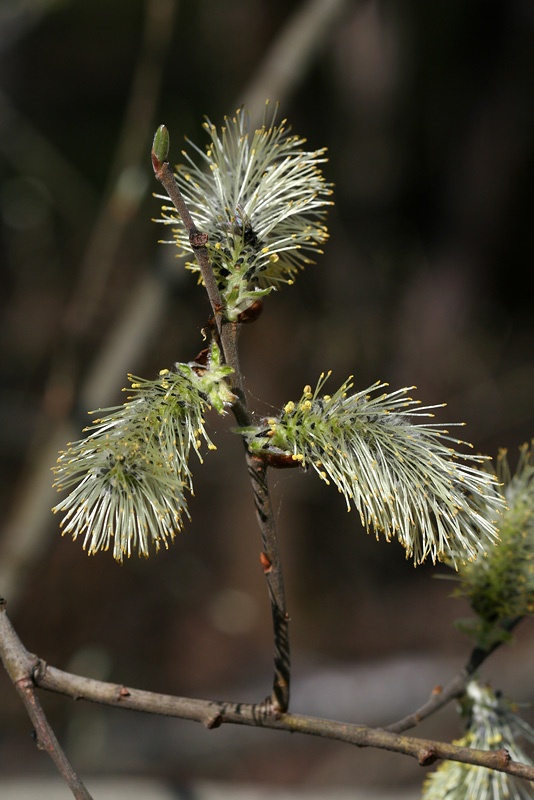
[1,0,534,794]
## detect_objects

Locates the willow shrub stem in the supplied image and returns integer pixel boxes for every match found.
[152,148,290,712]
[2,604,534,784]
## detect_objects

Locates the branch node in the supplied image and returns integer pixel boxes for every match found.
[117,685,131,701]
[15,675,33,693]
[237,299,264,324]
[31,728,46,751]
[494,748,511,768]
[190,230,208,248]
[32,658,47,683]
[257,695,284,719]
[204,711,222,730]
[418,747,438,766]
[260,552,272,573]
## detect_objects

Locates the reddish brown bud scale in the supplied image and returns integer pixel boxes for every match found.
[151,150,162,174]
[194,348,210,367]
[494,748,512,767]
[237,299,264,324]
[260,552,272,572]
[260,451,300,469]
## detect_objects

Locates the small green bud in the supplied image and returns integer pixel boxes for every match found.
[152,125,170,171]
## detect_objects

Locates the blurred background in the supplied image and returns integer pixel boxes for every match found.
[1,0,534,796]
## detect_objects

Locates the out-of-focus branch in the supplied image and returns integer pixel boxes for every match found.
[0,0,178,605]
[239,0,350,125]
[64,0,178,337]
[0,88,98,225]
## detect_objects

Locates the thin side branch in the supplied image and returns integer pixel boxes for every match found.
[385,617,524,733]
[220,320,290,712]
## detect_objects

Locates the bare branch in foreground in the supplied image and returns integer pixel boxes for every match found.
[2,603,534,785]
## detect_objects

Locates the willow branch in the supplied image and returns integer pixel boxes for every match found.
[239,0,350,125]
[37,663,534,778]
[151,143,290,712]
[243,450,290,712]
[1,605,533,783]
[385,616,524,733]
[65,0,177,337]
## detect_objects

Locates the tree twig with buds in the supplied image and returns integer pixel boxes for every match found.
[151,126,291,712]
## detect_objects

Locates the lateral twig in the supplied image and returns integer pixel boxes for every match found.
[151,150,291,712]
[385,617,524,733]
